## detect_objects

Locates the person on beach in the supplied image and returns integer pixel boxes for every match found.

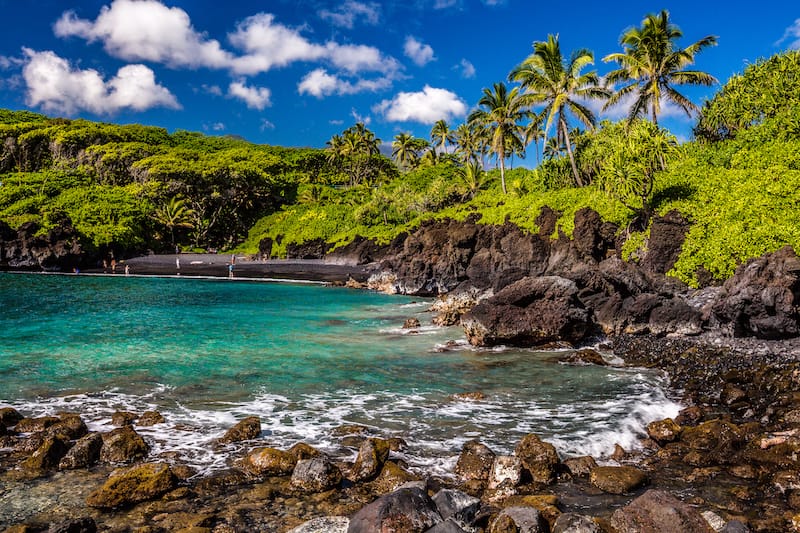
[176,257,181,271]
[111,258,117,273]
[102,259,108,273]
[124,264,130,276]
[228,262,234,278]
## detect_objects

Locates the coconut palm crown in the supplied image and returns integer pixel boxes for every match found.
[509,34,609,187]
[602,10,718,126]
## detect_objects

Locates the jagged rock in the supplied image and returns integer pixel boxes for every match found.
[680,420,743,466]
[642,210,689,274]
[432,488,481,525]
[515,434,560,484]
[348,487,442,533]
[15,416,60,433]
[610,489,715,532]
[348,438,390,482]
[218,416,261,444]
[288,516,350,533]
[21,435,70,472]
[711,245,800,339]
[559,348,607,366]
[427,519,469,532]
[488,455,523,489]
[430,288,485,326]
[288,442,321,460]
[488,506,548,533]
[100,426,149,463]
[286,238,331,260]
[454,440,496,481]
[462,276,589,347]
[291,456,342,492]
[403,317,421,329]
[241,447,298,477]
[369,460,420,494]
[502,495,561,525]
[46,414,88,440]
[59,432,103,470]
[646,418,683,445]
[563,456,597,478]
[552,513,601,533]
[137,411,165,426]
[86,462,177,508]
[46,517,97,533]
[110,411,137,426]
[590,466,648,494]
[0,407,24,427]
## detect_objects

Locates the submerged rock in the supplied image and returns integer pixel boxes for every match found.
[610,489,714,533]
[348,487,442,533]
[86,462,177,508]
[218,416,261,444]
[137,410,166,426]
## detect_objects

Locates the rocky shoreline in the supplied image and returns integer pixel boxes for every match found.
[2,206,800,531]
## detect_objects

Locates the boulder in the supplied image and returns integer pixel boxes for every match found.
[110,411,137,426]
[711,245,800,339]
[369,461,421,494]
[100,426,149,463]
[679,420,743,466]
[288,442,321,460]
[552,513,601,533]
[241,447,297,477]
[488,506,548,533]
[427,519,469,532]
[563,456,597,478]
[21,435,70,472]
[462,276,589,347]
[45,517,97,533]
[49,414,88,440]
[349,438,391,482]
[59,432,103,470]
[348,487,442,533]
[432,488,481,525]
[137,411,165,426]
[590,466,648,495]
[641,210,689,275]
[515,434,560,484]
[0,407,24,427]
[291,456,342,492]
[86,462,177,508]
[610,489,715,533]
[488,455,523,489]
[218,416,261,444]
[646,418,683,445]
[288,516,350,533]
[15,416,60,433]
[454,440,496,481]
[403,317,421,329]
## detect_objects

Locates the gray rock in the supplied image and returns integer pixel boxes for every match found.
[288,516,349,533]
[454,440,495,481]
[552,513,601,533]
[721,520,750,533]
[488,506,547,533]
[432,488,481,524]
[610,489,715,533]
[59,432,103,470]
[426,518,468,533]
[348,487,442,533]
[291,456,342,492]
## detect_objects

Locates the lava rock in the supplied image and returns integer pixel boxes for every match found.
[59,432,103,470]
[348,487,442,533]
[242,447,298,477]
[610,489,715,532]
[86,462,177,508]
[589,466,648,494]
[488,506,548,533]
[291,456,342,492]
[454,440,496,482]
[218,416,261,444]
[100,426,149,464]
[515,434,560,485]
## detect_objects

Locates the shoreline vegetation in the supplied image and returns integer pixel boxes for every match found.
[2,9,800,533]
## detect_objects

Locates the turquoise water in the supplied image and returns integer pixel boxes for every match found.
[0,272,680,474]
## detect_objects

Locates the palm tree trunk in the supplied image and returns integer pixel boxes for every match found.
[560,117,582,187]
[499,147,507,194]
[652,105,658,127]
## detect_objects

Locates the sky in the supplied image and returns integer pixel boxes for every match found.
[0,0,798,154]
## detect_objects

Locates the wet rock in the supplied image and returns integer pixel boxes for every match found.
[100,426,149,463]
[589,466,647,494]
[150,511,214,530]
[610,489,715,532]
[137,411,166,426]
[46,517,97,533]
[552,513,601,533]
[432,488,481,525]
[332,424,369,436]
[110,411,138,426]
[59,432,103,470]
[427,519,469,532]
[559,348,607,366]
[642,210,689,275]
[515,434,560,484]
[431,288,484,326]
[15,416,60,433]
[711,245,800,339]
[348,487,442,533]
[288,516,350,533]
[488,506,547,533]
[349,438,390,482]
[242,447,298,477]
[488,455,523,489]
[462,276,589,347]
[454,440,496,481]
[721,520,750,533]
[21,435,70,472]
[288,442,321,460]
[49,414,88,440]
[502,495,561,526]
[86,462,177,508]
[680,420,743,466]
[291,456,342,492]
[563,456,597,478]
[218,416,261,444]
[450,391,487,401]
[403,317,421,329]
[369,460,420,494]
[0,407,23,427]
[721,383,747,406]
[646,418,682,445]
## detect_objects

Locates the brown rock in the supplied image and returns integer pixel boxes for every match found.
[138,411,166,426]
[563,456,598,478]
[489,506,548,533]
[610,489,714,532]
[515,434,560,484]
[370,461,420,494]
[589,466,648,494]
[290,456,342,492]
[450,391,487,401]
[218,416,261,444]
[15,416,60,433]
[560,348,607,366]
[349,438,391,482]
[0,407,23,427]
[59,432,103,470]
[242,447,298,477]
[86,462,177,508]
[20,435,70,472]
[111,411,138,426]
[49,414,88,440]
[348,487,441,533]
[646,418,682,445]
[455,440,496,482]
[403,317,421,329]
[331,424,368,436]
[287,442,321,460]
[100,426,149,463]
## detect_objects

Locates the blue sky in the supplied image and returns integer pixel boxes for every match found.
[0,0,798,153]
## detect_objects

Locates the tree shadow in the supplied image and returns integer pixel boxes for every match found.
[651,184,697,210]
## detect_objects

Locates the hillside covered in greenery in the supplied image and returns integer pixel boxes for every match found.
[0,13,798,287]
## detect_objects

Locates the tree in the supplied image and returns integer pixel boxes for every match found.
[392,133,428,170]
[153,196,194,247]
[468,82,530,194]
[430,119,454,156]
[510,34,609,187]
[457,161,487,200]
[603,10,717,126]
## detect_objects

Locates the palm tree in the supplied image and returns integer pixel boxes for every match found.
[522,117,545,165]
[603,10,718,126]
[458,161,487,200]
[509,34,609,187]
[468,82,530,194]
[153,196,194,247]
[392,133,419,170]
[430,119,454,156]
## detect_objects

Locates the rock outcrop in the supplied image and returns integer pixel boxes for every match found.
[0,220,84,271]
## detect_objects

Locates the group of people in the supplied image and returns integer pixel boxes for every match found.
[102,255,130,275]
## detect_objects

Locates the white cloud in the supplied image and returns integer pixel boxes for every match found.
[54,0,233,69]
[457,58,476,78]
[22,48,179,115]
[260,119,275,131]
[404,36,435,67]
[778,18,800,49]
[201,84,223,96]
[581,91,692,123]
[319,1,380,29]
[374,85,467,124]
[212,122,225,131]
[433,0,458,8]
[0,55,23,69]
[351,108,371,125]
[228,80,271,110]
[298,68,392,98]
